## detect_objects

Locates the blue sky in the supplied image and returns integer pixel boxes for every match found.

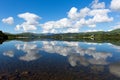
[0,0,120,33]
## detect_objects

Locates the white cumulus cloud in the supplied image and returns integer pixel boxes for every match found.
[84,29,103,32]
[68,7,90,20]
[2,17,14,25]
[91,0,105,9]
[40,0,113,33]
[15,12,41,32]
[88,9,113,23]
[41,18,71,30]
[110,0,120,11]
[13,0,113,33]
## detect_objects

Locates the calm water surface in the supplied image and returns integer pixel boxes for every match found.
[0,40,120,80]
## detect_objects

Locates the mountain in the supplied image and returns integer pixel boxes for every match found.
[109,29,120,33]
[1,29,120,46]
[3,28,120,40]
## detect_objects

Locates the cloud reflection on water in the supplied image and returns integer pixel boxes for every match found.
[2,40,120,78]
[15,43,41,61]
[41,41,112,66]
[3,51,14,57]
[3,41,112,66]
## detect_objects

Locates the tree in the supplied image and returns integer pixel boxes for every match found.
[0,31,8,39]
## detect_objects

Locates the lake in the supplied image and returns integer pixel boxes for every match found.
[0,40,120,80]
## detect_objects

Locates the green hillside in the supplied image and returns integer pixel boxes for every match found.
[109,29,120,33]
[4,28,120,41]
